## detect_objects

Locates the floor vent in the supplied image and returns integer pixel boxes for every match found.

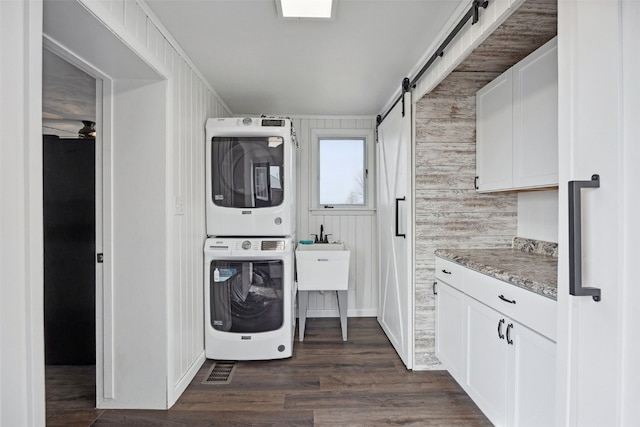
[202,361,236,385]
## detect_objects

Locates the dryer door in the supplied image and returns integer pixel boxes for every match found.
[211,136,284,209]
[209,259,284,333]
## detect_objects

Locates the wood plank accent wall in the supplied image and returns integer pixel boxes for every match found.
[291,117,378,317]
[412,0,556,370]
[81,0,232,405]
[410,0,526,105]
[413,79,518,369]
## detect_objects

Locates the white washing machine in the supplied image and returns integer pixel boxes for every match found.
[203,237,296,360]
[205,117,297,237]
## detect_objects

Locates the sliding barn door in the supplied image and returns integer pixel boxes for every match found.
[556,0,640,423]
[377,92,413,369]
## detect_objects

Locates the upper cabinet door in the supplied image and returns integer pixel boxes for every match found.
[512,37,559,188]
[476,69,513,192]
[476,37,558,193]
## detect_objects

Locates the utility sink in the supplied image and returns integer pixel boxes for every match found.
[295,243,350,291]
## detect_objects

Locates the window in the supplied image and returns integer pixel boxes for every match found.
[311,128,374,213]
[319,138,365,205]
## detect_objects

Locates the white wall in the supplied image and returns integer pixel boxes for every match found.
[71,0,232,408]
[517,190,559,243]
[109,78,168,407]
[292,117,378,317]
[0,0,233,415]
[0,0,46,425]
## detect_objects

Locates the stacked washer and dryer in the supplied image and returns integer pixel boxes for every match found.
[203,117,297,360]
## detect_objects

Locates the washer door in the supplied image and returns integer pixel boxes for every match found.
[209,260,284,333]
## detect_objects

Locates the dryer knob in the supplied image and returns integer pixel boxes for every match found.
[242,117,252,126]
[241,240,251,250]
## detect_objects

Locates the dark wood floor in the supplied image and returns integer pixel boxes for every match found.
[46,318,490,426]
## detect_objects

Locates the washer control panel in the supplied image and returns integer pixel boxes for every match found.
[228,239,288,253]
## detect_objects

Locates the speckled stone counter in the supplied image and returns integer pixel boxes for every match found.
[435,242,558,300]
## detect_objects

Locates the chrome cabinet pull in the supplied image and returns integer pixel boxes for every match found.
[497,319,505,339]
[568,174,602,302]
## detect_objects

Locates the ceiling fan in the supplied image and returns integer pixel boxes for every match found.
[42,117,96,139]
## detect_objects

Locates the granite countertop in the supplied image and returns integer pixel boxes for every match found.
[435,238,558,300]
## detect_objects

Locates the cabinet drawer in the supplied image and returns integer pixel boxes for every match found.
[435,257,464,291]
[465,269,556,341]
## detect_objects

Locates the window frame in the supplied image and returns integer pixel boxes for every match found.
[310,128,375,215]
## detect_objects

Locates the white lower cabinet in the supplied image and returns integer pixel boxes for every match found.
[464,296,510,425]
[435,280,465,384]
[508,320,556,427]
[434,256,556,427]
[464,295,556,427]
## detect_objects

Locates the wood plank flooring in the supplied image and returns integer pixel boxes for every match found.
[46,318,490,426]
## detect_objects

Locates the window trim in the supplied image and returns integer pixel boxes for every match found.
[310,128,375,214]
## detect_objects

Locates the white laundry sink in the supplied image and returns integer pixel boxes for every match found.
[295,243,350,291]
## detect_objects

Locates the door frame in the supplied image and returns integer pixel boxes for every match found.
[43,36,113,402]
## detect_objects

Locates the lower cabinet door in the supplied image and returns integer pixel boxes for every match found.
[435,280,465,383]
[507,320,556,427]
[464,296,508,426]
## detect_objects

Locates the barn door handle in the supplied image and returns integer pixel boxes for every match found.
[568,174,601,302]
[395,197,406,238]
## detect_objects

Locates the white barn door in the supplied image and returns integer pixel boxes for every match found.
[556,0,640,424]
[377,92,413,369]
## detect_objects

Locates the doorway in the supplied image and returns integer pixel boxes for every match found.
[42,48,100,412]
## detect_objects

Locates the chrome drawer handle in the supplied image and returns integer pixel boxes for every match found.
[441,269,452,275]
[498,295,516,304]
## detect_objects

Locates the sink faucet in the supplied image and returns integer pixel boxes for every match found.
[311,225,331,243]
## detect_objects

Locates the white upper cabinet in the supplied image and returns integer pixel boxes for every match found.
[476,37,558,192]
[512,38,559,188]
[476,70,514,192]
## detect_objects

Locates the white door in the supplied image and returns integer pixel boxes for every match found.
[464,296,508,426]
[377,92,413,369]
[475,70,513,192]
[556,0,640,424]
[435,280,465,383]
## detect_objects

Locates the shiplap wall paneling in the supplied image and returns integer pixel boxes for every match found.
[78,0,231,407]
[292,117,378,317]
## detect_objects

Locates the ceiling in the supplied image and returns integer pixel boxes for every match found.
[145,0,466,117]
[42,49,96,138]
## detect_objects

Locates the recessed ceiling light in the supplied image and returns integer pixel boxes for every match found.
[276,0,336,20]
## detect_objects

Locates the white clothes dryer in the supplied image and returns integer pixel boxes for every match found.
[205,117,297,237]
[203,237,296,360]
